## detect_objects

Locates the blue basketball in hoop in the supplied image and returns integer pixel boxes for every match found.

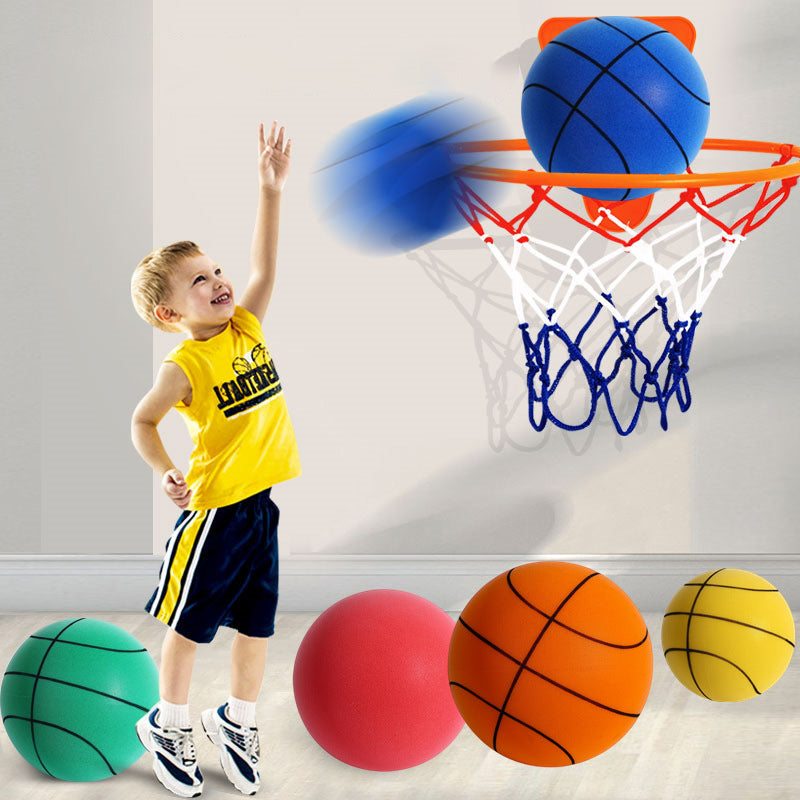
[521,16,710,201]
[443,17,800,436]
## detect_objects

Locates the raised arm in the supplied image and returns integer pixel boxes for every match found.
[239,121,292,323]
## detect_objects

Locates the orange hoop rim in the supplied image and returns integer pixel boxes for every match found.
[452,138,800,189]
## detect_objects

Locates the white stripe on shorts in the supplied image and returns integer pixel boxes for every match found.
[150,509,199,615]
[170,508,218,631]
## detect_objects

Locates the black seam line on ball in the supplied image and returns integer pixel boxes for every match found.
[507,570,650,649]
[522,83,631,190]
[318,129,488,226]
[685,568,726,698]
[663,647,762,695]
[312,98,495,172]
[1,715,118,775]
[491,569,600,752]
[449,681,575,764]
[663,612,795,647]
[595,17,710,105]
[546,32,694,182]
[456,617,641,718]
[317,115,498,190]
[682,582,779,592]
[29,636,147,653]
[29,619,85,778]
[3,672,152,711]
[314,97,464,171]
[542,33,665,177]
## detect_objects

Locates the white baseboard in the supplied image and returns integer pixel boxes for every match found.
[0,554,797,614]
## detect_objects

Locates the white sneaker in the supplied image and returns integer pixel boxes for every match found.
[136,706,203,797]
[200,703,260,795]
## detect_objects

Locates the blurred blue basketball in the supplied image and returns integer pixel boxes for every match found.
[521,16,710,201]
[315,95,505,253]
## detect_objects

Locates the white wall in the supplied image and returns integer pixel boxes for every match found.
[152,0,800,558]
[0,1,152,553]
[1,0,797,568]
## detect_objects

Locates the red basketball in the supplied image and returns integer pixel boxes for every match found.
[293,590,463,771]
[448,561,652,766]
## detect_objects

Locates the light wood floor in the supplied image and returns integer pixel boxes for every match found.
[1,611,797,800]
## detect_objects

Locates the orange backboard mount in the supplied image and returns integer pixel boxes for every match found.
[538,17,696,52]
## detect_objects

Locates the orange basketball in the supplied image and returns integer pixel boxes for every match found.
[448,561,652,766]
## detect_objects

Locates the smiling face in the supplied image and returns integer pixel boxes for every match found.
[155,254,235,340]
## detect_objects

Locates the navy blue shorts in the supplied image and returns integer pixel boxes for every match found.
[145,487,279,644]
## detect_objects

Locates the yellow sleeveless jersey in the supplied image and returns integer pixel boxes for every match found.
[164,304,301,509]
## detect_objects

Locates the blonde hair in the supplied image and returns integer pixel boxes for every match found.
[131,241,203,332]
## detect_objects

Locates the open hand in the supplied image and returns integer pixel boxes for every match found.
[162,468,193,509]
[258,121,292,191]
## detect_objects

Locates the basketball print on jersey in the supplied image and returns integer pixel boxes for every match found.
[215,344,282,418]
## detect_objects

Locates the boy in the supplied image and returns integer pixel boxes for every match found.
[129,122,300,797]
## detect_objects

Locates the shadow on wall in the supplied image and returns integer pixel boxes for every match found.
[316,341,800,556]
[328,488,567,555]
[315,439,597,555]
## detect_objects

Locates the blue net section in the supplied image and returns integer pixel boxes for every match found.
[448,164,799,437]
[520,295,701,435]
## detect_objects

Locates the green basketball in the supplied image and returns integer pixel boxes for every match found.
[1,617,159,781]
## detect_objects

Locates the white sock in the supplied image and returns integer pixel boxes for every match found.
[226,695,256,727]
[158,699,190,729]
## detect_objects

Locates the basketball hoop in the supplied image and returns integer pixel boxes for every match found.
[447,138,800,434]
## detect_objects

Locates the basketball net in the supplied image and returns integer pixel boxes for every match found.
[447,157,797,436]
[409,243,536,451]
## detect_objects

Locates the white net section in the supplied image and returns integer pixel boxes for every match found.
[423,167,798,437]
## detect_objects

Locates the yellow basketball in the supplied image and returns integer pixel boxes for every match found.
[661,568,795,702]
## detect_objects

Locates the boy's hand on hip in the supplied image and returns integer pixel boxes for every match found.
[162,468,193,509]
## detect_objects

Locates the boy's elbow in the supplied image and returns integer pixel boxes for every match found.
[131,395,161,429]
[131,416,157,440]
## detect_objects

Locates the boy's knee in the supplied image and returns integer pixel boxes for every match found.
[165,628,200,648]
[234,631,268,643]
